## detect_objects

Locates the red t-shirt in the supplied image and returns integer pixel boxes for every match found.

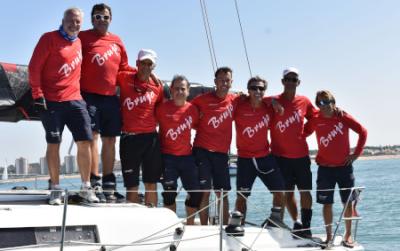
[156,100,199,155]
[79,30,134,96]
[304,112,367,167]
[234,99,274,158]
[192,92,238,153]
[118,71,163,133]
[270,94,318,158]
[28,31,82,101]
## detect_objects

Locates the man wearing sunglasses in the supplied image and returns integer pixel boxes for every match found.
[268,67,317,238]
[234,76,286,227]
[117,49,164,206]
[29,8,98,205]
[79,3,134,203]
[304,90,367,247]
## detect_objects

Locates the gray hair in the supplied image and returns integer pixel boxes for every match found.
[63,7,84,19]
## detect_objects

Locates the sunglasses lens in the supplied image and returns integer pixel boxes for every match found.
[94,14,110,21]
[284,78,298,82]
[249,86,265,91]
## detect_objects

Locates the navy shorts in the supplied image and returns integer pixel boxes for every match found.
[119,132,162,187]
[82,92,121,137]
[161,154,200,192]
[274,155,312,191]
[316,165,355,204]
[40,100,92,143]
[193,147,230,191]
[237,154,285,197]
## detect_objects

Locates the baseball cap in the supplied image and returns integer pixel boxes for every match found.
[283,67,299,77]
[137,49,157,64]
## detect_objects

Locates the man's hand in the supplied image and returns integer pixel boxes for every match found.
[344,154,358,166]
[334,107,344,117]
[150,72,163,86]
[272,99,284,115]
[33,97,47,113]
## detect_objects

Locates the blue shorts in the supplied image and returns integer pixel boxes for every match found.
[193,147,230,191]
[119,132,162,187]
[40,100,92,143]
[317,165,355,204]
[161,154,200,192]
[82,92,121,137]
[274,155,312,191]
[237,154,285,197]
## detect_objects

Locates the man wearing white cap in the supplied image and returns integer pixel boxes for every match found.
[268,67,317,238]
[117,49,164,206]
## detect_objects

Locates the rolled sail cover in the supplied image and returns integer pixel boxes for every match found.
[0,63,37,121]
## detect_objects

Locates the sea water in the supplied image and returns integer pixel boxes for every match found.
[1,158,399,251]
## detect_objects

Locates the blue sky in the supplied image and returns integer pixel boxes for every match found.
[0,0,399,165]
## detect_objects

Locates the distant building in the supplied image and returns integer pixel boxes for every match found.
[64,155,78,174]
[29,163,41,175]
[40,157,48,175]
[15,157,28,175]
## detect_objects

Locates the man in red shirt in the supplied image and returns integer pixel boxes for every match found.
[156,75,202,225]
[192,67,238,225]
[269,67,317,238]
[234,76,286,227]
[29,8,98,205]
[304,90,367,247]
[80,3,131,203]
[118,49,163,206]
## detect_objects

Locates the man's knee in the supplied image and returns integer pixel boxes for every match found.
[102,136,116,146]
[185,192,202,208]
[162,191,177,206]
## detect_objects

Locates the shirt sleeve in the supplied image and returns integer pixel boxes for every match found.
[305,97,318,121]
[118,40,136,72]
[342,113,368,156]
[28,33,51,99]
[303,118,316,138]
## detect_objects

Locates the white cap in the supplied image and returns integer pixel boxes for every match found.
[283,67,299,77]
[137,49,157,64]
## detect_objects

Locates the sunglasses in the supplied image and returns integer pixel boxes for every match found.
[283,77,299,83]
[248,86,266,91]
[93,14,110,21]
[317,100,334,106]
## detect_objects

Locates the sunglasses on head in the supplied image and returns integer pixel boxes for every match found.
[283,77,299,83]
[93,14,110,21]
[317,100,334,106]
[248,86,266,91]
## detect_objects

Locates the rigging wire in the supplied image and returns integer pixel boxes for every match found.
[234,0,253,77]
[199,0,218,73]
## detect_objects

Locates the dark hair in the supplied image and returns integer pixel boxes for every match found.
[91,3,112,17]
[170,74,190,89]
[315,90,336,106]
[247,75,268,89]
[214,67,233,78]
